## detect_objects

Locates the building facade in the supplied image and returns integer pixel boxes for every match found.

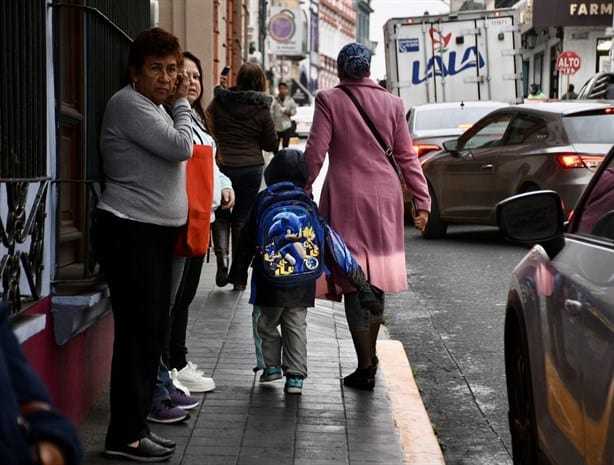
[0,0,154,423]
[517,0,613,99]
[318,0,358,89]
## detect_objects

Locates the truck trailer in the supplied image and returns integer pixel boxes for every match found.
[384,8,524,110]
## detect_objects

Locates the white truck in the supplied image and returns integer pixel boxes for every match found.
[384,8,524,110]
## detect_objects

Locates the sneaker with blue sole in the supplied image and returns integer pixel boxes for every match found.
[284,375,304,394]
[260,366,282,382]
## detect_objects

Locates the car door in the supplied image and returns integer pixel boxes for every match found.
[434,112,514,220]
[537,159,614,465]
[493,113,549,200]
[569,162,614,465]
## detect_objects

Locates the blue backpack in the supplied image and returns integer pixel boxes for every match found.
[255,181,326,287]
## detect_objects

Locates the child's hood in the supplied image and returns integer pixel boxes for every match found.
[264,149,308,187]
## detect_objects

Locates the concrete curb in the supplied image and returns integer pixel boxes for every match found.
[379,340,446,465]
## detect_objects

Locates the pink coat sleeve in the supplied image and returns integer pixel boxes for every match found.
[390,101,431,212]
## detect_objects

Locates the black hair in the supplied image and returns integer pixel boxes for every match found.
[264,149,309,187]
[128,27,183,72]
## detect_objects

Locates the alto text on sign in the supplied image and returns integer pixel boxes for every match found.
[556,51,581,75]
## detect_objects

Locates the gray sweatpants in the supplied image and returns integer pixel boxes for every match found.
[253,305,308,378]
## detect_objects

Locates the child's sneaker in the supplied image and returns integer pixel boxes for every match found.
[284,375,304,394]
[260,366,282,382]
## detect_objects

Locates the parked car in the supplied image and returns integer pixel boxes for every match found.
[575,72,614,100]
[294,104,314,138]
[407,100,508,157]
[496,147,614,465]
[420,101,614,238]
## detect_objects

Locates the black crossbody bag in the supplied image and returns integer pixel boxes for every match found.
[337,85,405,186]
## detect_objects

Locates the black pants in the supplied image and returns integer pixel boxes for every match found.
[275,127,293,153]
[93,210,179,447]
[165,255,205,370]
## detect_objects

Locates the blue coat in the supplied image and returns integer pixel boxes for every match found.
[0,301,83,465]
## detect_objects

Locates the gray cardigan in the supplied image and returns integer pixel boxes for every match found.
[99,85,193,226]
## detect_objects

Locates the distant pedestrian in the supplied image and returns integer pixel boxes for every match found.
[561,83,578,100]
[271,81,297,153]
[228,149,318,395]
[527,83,546,100]
[303,42,431,391]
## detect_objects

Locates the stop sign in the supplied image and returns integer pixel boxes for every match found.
[556,51,581,75]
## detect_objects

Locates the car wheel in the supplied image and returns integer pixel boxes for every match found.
[422,186,447,238]
[506,315,540,465]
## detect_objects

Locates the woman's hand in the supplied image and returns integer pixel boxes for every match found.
[173,70,190,100]
[38,441,66,465]
[413,210,429,232]
[221,188,235,210]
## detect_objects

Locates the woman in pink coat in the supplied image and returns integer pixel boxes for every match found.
[304,43,431,390]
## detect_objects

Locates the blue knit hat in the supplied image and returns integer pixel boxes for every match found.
[337,42,371,79]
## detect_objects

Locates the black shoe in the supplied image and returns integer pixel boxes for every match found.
[343,367,375,391]
[215,255,229,287]
[148,432,176,450]
[104,437,174,462]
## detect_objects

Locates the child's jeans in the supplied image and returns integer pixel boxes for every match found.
[253,305,307,378]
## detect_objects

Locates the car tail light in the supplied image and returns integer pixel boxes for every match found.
[413,144,441,157]
[555,153,604,169]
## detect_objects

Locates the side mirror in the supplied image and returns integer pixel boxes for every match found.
[442,139,459,152]
[497,190,565,257]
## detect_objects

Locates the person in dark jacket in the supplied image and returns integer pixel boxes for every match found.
[0,301,83,465]
[205,62,277,291]
[228,149,314,395]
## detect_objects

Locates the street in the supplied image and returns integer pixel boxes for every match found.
[386,224,529,465]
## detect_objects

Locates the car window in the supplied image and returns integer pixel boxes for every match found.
[413,107,499,132]
[460,114,513,150]
[575,156,614,240]
[563,111,614,144]
[506,114,548,145]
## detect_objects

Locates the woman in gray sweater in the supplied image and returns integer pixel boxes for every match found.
[93,27,192,462]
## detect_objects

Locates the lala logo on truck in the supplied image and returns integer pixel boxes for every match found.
[400,27,486,85]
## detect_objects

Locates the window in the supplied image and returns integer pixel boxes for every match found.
[563,112,614,144]
[461,114,513,149]
[506,115,547,145]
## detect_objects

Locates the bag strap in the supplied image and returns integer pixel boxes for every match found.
[337,85,397,171]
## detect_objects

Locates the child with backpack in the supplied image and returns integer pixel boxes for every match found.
[227,148,324,395]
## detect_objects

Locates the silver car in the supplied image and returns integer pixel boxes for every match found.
[421,101,614,238]
[497,150,614,465]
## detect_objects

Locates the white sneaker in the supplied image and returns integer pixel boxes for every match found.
[169,369,191,395]
[185,361,204,376]
[174,364,216,393]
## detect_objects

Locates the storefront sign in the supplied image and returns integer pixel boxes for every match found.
[533,0,613,26]
[268,7,306,56]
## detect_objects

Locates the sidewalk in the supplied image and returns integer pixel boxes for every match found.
[78,259,445,465]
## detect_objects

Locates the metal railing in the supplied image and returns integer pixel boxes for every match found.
[0,178,49,314]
